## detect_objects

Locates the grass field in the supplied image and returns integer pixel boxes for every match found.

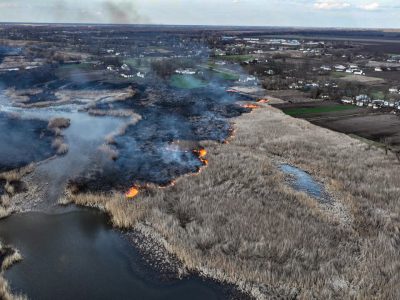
[170,75,207,89]
[66,104,400,299]
[212,70,240,81]
[331,71,347,78]
[283,104,356,116]
[55,63,93,76]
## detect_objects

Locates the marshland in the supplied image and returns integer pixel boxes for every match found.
[0,24,399,300]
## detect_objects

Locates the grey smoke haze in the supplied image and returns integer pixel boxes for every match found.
[0,0,399,28]
[102,1,149,24]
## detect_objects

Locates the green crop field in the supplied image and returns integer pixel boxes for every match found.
[283,105,356,116]
[170,75,207,89]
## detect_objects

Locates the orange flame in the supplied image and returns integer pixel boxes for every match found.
[257,99,269,103]
[125,187,139,198]
[194,148,208,165]
[199,149,207,158]
[241,104,260,109]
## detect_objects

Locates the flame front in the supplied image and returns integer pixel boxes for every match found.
[194,148,208,165]
[257,99,269,103]
[125,187,139,198]
[241,104,260,109]
[199,149,207,158]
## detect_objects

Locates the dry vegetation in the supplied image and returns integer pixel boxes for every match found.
[64,105,400,299]
[0,243,25,300]
[0,164,35,218]
[48,117,71,131]
[47,118,70,155]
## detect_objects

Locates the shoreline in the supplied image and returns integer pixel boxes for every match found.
[63,102,400,299]
[2,102,400,299]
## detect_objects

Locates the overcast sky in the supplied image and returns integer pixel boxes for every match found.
[0,0,399,28]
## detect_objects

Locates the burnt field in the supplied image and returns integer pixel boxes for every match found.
[69,79,248,192]
[0,24,254,198]
[274,101,400,147]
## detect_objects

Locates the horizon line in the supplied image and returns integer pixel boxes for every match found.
[0,21,399,31]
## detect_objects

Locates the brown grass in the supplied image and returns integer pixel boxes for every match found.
[0,163,35,183]
[48,117,71,131]
[51,137,69,155]
[0,277,26,300]
[0,243,26,300]
[0,164,34,215]
[65,105,400,299]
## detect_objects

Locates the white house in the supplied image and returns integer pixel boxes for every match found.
[175,68,196,75]
[335,65,346,72]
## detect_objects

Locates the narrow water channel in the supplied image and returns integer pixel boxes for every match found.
[0,209,229,300]
[280,164,331,203]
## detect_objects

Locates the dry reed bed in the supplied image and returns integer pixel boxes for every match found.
[0,164,35,219]
[0,243,25,300]
[66,105,400,299]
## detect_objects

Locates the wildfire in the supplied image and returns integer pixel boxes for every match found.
[241,104,260,109]
[199,149,207,158]
[125,187,139,199]
[194,148,208,165]
[257,99,269,103]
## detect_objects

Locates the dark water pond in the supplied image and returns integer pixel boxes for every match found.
[0,209,230,300]
[0,113,56,172]
[280,164,331,203]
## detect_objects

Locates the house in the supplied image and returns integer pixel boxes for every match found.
[353,70,365,76]
[320,65,332,71]
[341,97,353,104]
[239,75,257,83]
[335,65,346,72]
[374,67,383,72]
[356,101,365,107]
[121,64,130,71]
[372,100,385,109]
[120,73,134,78]
[136,72,145,78]
[356,95,370,102]
[175,68,196,75]
[389,88,399,93]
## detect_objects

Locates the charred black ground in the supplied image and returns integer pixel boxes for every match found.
[0,113,56,172]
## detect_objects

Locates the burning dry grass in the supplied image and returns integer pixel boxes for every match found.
[65,105,400,299]
[60,191,149,228]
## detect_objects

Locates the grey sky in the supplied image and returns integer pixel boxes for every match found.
[0,0,399,28]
